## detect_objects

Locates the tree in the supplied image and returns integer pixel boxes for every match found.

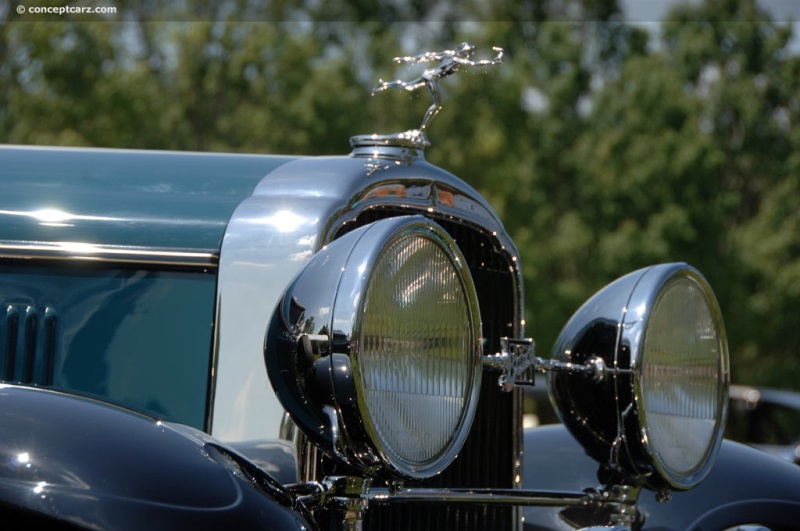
[642,0,800,385]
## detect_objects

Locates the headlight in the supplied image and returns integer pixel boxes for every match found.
[549,263,729,490]
[265,215,482,479]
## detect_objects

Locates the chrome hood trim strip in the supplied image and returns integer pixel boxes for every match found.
[0,240,218,268]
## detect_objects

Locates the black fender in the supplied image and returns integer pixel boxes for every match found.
[227,439,300,486]
[0,384,315,530]
[523,425,800,530]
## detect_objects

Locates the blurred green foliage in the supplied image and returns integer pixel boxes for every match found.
[2,0,799,388]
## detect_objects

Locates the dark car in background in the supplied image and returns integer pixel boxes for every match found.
[727,385,800,464]
[528,381,800,466]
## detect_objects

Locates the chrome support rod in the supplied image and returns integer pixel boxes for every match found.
[290,477,640,530]
[483,337,633,391]
[537,356,610,380]
[364,487,593,507]
[295,478,639,508]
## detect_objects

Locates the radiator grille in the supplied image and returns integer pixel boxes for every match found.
[334,208,521,530]
[1,303,58,385]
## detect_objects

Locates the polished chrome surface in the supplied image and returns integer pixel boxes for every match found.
[352,43,502,151]
[211,154,521,443]
[350,141,426,177]
[351,130,431,151]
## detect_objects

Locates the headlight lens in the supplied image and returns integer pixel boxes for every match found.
[549,263,729,490]
[639,274,728,485]
[359,232,475,471]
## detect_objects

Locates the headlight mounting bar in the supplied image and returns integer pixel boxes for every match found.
[482,337,631,392]
[290,476,641,531]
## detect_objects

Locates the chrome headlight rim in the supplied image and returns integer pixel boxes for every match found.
[333,219,483,479]
[623,265,730,489]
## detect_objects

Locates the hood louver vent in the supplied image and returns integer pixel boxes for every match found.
[2,304,57,386]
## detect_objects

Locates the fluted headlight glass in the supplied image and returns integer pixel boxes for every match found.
[639,274,728,487]
[356,231,480,477]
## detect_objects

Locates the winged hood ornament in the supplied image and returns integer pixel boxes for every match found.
[351,42,503,153]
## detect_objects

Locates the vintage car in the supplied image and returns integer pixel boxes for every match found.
[1,45,800,530]
[727,385,800,465]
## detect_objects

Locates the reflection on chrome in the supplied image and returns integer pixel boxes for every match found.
[261,210,309,233]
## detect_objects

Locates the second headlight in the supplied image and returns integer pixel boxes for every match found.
[549,263,729,491]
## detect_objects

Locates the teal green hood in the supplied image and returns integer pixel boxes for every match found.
[0,146,296,251]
